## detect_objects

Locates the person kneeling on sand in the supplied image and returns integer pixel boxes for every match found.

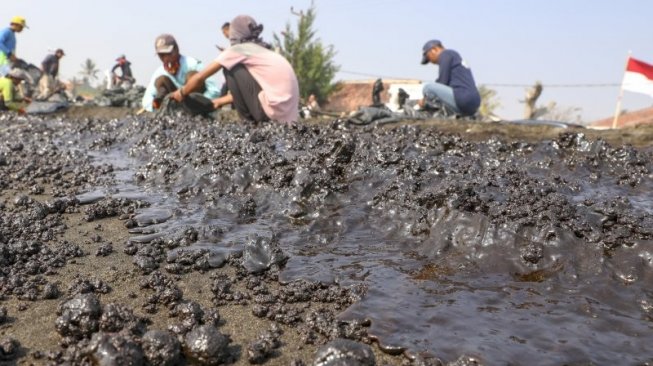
[37,48,65,100]
[142,34,221,115]
[0,69,31,112]
[419,39,480,117]
[111,54,135,89]
[171,15,299,123]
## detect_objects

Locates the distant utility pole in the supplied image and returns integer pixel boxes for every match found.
[612,51,632,129]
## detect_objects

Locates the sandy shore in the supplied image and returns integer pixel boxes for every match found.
[52,106,653,147]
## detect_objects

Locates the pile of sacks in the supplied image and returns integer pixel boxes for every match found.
[91,86,146,108]
[12,59,72,103]
[347,99,466,126]
[5,58,145,114]
[5,60,72,115]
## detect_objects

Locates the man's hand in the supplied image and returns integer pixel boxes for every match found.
[212,99,223,110]
[9,54,17,63]
[417,98,425,108]
[170,89,183,102]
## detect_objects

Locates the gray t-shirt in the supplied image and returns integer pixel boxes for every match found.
[42,54,59,77]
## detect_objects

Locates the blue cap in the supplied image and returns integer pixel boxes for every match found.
[421,39,442,64]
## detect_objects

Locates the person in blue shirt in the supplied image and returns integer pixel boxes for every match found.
[142,34,221,115]
[419,39,480,117]
[0,16,28,76]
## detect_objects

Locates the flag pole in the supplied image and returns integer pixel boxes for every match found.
[612,51,632,129]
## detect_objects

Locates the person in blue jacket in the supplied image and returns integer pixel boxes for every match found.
[419,39,480,117]
[142,34,221,115]
[0,16,28,76]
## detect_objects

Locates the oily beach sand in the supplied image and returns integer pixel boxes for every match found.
[2,106,653,365]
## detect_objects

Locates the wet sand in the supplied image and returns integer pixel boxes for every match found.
[0,107,407,365]
[0,199,402,365]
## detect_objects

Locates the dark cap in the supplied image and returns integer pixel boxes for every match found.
[155,34,177,54]
[421,39,442,65]
[55,48,65,56]
[116,54,126,61]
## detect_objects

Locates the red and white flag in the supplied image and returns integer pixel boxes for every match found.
[622,57,653,98]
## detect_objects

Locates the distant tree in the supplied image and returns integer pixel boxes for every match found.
[478,85,501,120]
[79,58,99,85]
[273,3,340,104]
[521,81,543,119]
[537,101,583,123]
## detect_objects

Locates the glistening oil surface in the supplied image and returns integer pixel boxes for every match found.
[61,116,653,364]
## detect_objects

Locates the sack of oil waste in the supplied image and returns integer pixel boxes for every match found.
[25,101,69,115]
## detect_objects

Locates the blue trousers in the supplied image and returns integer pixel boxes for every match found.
[422,82,459,113]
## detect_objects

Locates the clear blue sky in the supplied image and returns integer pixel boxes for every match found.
[5,0,653,122]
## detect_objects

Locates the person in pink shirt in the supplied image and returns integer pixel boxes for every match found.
[172,15,300,123]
